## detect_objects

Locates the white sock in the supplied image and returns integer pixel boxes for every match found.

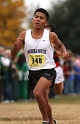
[42,121,49,123]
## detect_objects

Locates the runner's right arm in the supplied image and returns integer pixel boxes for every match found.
[11,31,26,58]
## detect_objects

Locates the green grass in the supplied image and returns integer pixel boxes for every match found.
[49,94,80,104]
[1,94,80,105]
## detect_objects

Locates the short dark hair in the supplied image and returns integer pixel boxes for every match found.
[34,8,49,21]
[44,24,56,32]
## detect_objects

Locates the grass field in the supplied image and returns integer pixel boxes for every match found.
[0,95,80,124]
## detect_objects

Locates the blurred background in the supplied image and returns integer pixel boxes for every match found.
[0,0,80,103]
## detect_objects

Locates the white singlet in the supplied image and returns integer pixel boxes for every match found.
[24,29,56,70]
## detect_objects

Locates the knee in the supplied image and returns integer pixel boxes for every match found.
[55,86,64,95]
[33,90,42,100]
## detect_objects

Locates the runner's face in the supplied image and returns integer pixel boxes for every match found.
[32,12,48,29]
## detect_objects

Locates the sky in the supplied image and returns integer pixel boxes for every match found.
[25,0,53,9]
[24,0,65,10]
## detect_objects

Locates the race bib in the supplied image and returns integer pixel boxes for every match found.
[28,54,45,68]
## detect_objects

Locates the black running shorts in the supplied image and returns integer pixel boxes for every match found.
[28,68,56,90]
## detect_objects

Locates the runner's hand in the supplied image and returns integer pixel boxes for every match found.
[63,52,69,60]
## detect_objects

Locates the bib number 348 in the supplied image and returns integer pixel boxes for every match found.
[28,54,45,67]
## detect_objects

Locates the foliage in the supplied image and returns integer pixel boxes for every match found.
[0,0,28,47]
[48,0,80,54]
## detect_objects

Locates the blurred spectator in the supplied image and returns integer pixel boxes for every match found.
[63,61,70,95]
[62,50,75,95]
[11,57,19,101]
[16,52,29,101]
[1,49,14,103]
[68,60,75,94]
[0,45,6,101]
[74,56,80,94]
